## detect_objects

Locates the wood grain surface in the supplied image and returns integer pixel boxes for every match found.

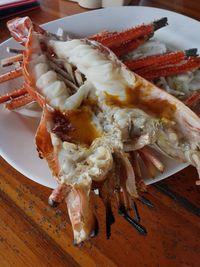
[0,1,200,266]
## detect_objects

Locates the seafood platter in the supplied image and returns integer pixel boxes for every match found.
[0,7,199,244]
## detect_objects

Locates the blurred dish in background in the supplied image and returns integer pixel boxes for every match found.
[68,0,132,9]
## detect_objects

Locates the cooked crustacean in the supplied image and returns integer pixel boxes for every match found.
[2,17,200,114]
[88,20,200,112]
[0,17,200,244]
[50,38,200,174]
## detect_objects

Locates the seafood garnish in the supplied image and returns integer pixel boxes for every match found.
[1,17,200,244]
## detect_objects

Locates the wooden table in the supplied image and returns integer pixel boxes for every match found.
[0,1,200,266]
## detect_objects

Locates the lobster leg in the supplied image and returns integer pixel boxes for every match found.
[48,184,69,207]
[184,91,200,116]
[112,34,151,57]
[66,185,97,245]
[124,49,198,70]
[1,54,23,67]
[139,146,165,173]
[6,94,34,110]
[0,86,27,104]
[99,17,167,48]
[0,67,22,83]
[137,57,200,80]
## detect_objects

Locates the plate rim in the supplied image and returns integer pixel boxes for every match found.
[1,5,198,188]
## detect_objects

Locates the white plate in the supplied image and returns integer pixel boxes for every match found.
[1,6,199,188]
